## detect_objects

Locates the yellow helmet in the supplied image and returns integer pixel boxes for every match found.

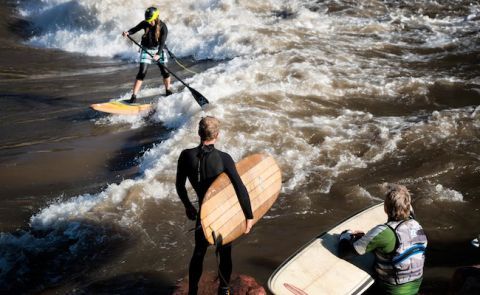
[145,7,159,22]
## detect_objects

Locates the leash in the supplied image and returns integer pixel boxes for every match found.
[211,229,230,289]
[165,45,200,75]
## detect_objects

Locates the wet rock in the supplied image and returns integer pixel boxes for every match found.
[174,271,266,295]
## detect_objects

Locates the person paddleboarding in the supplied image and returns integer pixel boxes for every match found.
[122,6,172,103]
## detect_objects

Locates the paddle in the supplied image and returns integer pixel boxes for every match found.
[127,35,209,107]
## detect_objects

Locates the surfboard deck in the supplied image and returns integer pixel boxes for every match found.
[90,100,153,115]
[200,153,282,246]
[268,203,386,295]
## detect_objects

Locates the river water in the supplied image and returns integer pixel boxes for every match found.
[1,0,479,294]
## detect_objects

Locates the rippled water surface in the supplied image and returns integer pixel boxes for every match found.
[1,0,479,293]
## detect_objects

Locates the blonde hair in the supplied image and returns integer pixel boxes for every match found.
[384,184,411,221]
[198,116,220,141]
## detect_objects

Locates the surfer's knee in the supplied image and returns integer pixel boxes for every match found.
[136,63,148,80]
[159,65,170,79]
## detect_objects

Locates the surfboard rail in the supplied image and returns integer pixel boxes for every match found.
[268,203,386,295]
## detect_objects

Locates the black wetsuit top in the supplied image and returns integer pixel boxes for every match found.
[128,20,168,54]
[176,144,253,219]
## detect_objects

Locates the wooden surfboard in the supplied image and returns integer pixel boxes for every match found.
[200,153,282,245]
[268,203,387,295]
[90,100,153,115]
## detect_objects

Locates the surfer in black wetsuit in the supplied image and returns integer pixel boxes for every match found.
[122,6,172,103]
[176,116,254,295]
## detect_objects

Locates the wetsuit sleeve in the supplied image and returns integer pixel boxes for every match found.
[127,21,146,35]
[176,151,193,208]
[157,22,168,54]
[222,153,254,219]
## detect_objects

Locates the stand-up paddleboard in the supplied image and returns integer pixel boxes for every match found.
[90,100,153,115]
[200,153,282,246]
[268,203,386,295]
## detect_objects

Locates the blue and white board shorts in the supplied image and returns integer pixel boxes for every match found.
[140,48,167,64]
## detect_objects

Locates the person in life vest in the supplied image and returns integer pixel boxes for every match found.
[339,184,428,295]
[122,6,172,103]
[175,116,254,295]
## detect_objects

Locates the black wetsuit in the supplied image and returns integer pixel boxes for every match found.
[128,20,170,79]
[176,144,253,294]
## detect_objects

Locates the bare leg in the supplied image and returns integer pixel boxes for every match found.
[133,79,143,96]
[129,79,143,103]
[164,77,172,96]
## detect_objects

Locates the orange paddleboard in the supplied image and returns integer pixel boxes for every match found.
[90,100,153,115]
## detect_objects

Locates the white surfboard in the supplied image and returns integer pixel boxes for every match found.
[268,203,386,295]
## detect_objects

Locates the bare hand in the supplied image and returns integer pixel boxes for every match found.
[244,219,254,234]
[352,231,365,241]
[122,31,129,37]
[153,54,160,61]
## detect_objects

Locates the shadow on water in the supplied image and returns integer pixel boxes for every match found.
[4,0,38,41]
[428,82,480,109]
[0,218,181,294]
[106,120,169,173]
[70,271,178,295]
[0,219,130,294]
[6,0,99,40]
[0,93,77,111]
[246,256,282,273]
[425,238,480,269]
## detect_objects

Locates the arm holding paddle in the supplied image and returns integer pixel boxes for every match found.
[122,21,143,38]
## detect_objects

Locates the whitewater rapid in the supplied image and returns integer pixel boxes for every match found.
[13,0,479,231]
[2,1,479,291]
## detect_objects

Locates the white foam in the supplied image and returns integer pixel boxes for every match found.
[30,180,137,229]
[94,112,147,128]
[434,184,464,202]
[345,186,382,201]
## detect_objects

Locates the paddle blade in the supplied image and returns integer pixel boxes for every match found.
[188,86,209,107]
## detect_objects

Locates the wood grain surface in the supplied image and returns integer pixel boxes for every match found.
[200,153,282,245]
